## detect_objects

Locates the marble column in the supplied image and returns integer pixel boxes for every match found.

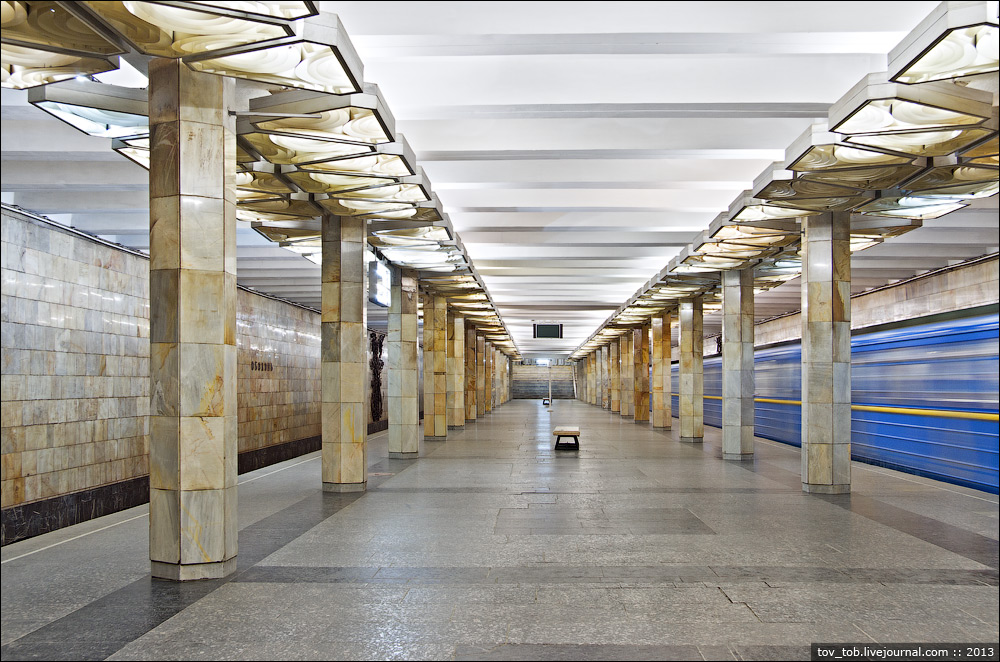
[388,268,418,457]
[587,351,597,405]
[620,333,634,417]
[633,324,650,423]
[148,59,237,581]
[603,345,612,409]
[476,335,487,416]
[496,349,504,406]
[679,297,704,442]
[801,212,852,494]
[596,347,605,409]
[610,340,621,413]
[651,312,673,429]
[422,293,447,439]
[465,321,477,421]
[447,312,465,428]
[321,214,368,490]
[505,356,512,403]
[722,269,755,460]
[484,342,493,412]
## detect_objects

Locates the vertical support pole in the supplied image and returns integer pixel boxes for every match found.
[388,267,418,457]
[484,342,493,412]
[610,340,620,413]
[465,321,477,421]
[585,354,591,404]
[148,59,237,581]
[598,347,605,408]
[603,346,612,409]
[801,212,852,494]
[620,333,634,417]
[662,311,675,428]
[651,313,668,428]
[679,297,704,442]
[633,324,650,422]
[422,294,447,439]
[476,335,487,416]
[722,269,755,460]
[321,213,368,490]
[495,348,502,407]
[447,312,465,428]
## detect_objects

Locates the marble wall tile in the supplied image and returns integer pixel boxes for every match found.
[321,215,367,491]
[465,322,477,421]
[388,268,418,454]
[609,340,620,413]
[679,298,704,440]
[619,334,633,417]
[447,313,464,428]
[2,201,329,517]
[476,335,486,416]
[722,269,754,459]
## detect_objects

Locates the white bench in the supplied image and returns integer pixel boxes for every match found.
[553,426,581,450]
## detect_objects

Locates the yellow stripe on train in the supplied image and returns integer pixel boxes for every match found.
[669,394,999,422]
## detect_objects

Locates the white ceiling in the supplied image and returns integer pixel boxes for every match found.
[2,1,998,357]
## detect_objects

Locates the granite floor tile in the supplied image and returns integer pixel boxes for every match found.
[2,400,998,660]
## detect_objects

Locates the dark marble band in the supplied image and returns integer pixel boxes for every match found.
[3,435,333,546]
[1,475,150,546]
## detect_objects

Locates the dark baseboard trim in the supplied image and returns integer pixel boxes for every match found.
[367,419,388,434]
[1,475,150,546]
[2,434,335,546]
[237,435,321,474]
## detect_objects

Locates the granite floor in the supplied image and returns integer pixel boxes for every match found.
[2,399,998,661]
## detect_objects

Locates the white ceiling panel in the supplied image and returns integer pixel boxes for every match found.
[1,1,994,360]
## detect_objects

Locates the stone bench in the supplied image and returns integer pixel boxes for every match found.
[553,426,581,450]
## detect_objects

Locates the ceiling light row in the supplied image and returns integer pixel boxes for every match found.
[571,1,997,361]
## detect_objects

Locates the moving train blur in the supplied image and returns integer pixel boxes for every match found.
[672,312,1000,493]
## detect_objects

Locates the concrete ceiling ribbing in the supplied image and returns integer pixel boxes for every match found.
[3,1,996,358]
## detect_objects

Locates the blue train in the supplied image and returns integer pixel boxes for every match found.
[671,312,999,493]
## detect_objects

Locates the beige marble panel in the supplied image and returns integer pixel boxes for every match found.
[465,322,477,421]
[322,214,367,490]
[801,212,851,493]
[447,313,465,427]
[679,298,704,440]
[388,268,419,454]
[149,487,180,564]
[722,269,754,459]
[476,335,487,416]
[634,325,650,423]
[609,341,620,413]
[651,313,671,428]
[148,60,236,579]
[620,334,633,417]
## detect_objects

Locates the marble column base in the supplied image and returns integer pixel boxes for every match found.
[447,424,466,430]
[388,451,418,459]
[802,483,850,494]
[424,435,447,440]
[621,414,633,419]
[151,557,236,582]
[723,452,754,461]
[680,437,703,443]
[323,482,367,493]
[466,418,477,423]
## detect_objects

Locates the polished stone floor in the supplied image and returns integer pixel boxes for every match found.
[2,399,998,661]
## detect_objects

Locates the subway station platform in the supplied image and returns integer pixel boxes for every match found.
[3,399,997,661]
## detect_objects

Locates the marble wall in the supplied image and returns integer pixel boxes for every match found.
[2,209,151,510]
[236,292,321,454]
[754,256,999,348]
[2,207,384,527]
